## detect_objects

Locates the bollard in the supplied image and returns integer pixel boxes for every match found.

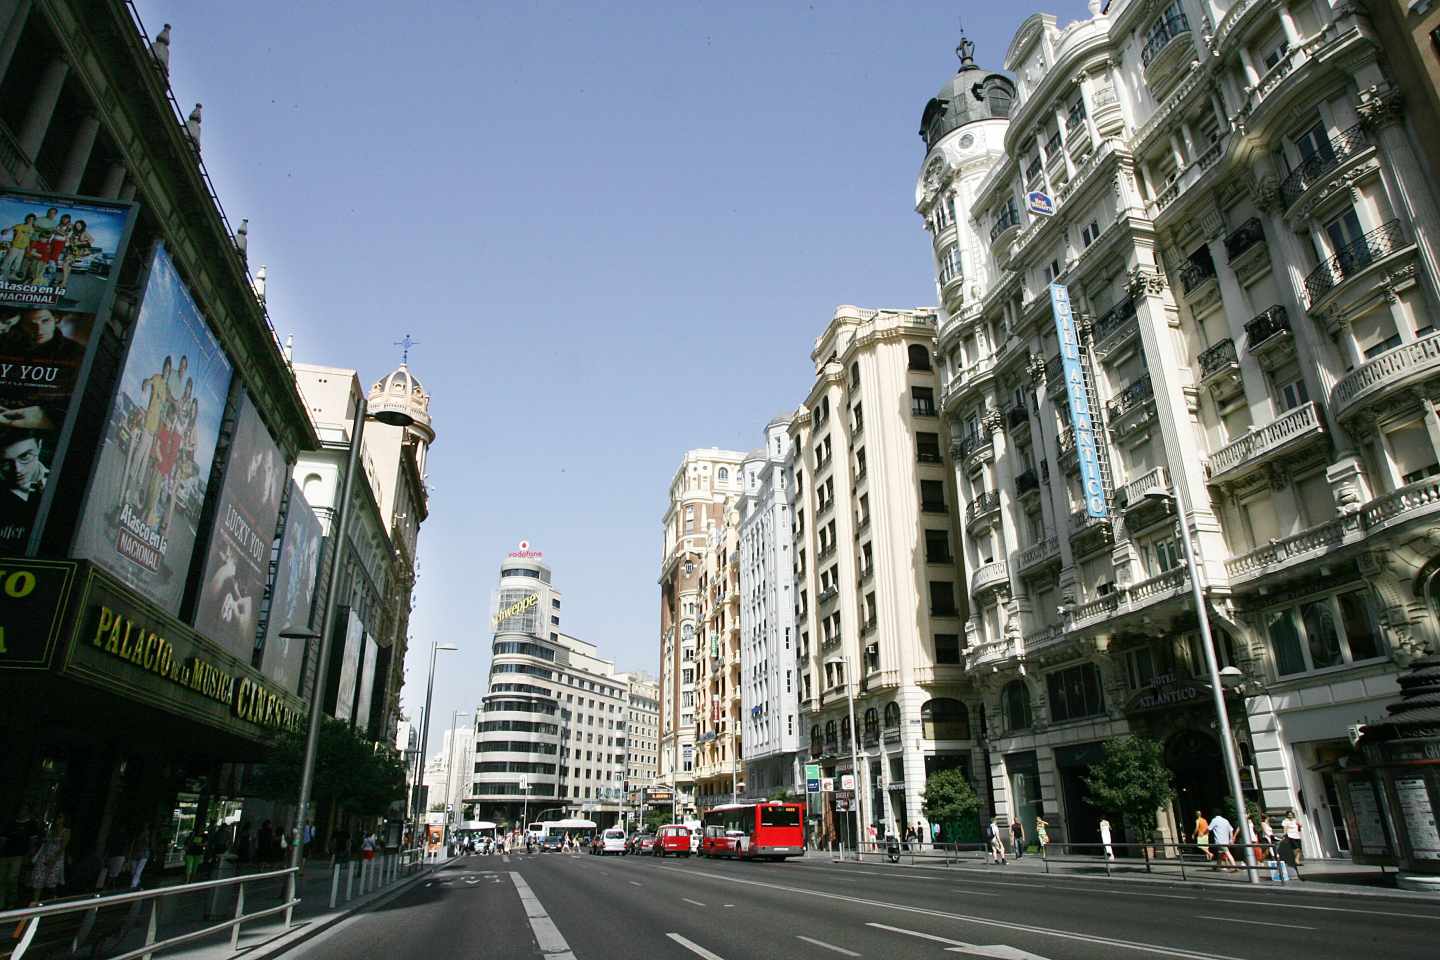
[284,871,296,929]
[330,862,342,909]
[230,881,246,949]
[345,860,355,902]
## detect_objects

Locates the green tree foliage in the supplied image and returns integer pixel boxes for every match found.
[250,716,408,818]
[1082,735,1176,839]
[922,768,980,843]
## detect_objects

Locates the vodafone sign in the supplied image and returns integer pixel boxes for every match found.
[507,539,543,559]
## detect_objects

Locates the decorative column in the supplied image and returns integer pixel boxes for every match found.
[56,113,99,194]
[0,0,32,93]
[98,161,126,199]
[17,57,68,177]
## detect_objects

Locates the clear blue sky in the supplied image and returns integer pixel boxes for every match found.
[133,0,1090,752]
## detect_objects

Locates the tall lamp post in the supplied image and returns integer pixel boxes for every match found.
[1144,488,1257,885]
[413,641,459,843]
[844,676,867,856]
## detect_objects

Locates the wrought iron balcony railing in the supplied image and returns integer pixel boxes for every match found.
[1304,219,1405,305]
[1278,124,1368,210]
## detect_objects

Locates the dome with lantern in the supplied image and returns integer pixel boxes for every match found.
[368,362,435,441]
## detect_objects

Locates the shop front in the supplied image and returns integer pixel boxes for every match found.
[1,558,307,890]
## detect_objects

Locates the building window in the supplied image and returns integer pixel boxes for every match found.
[912,387,936,417]
[908,344,932,371]
[1045,663,1104,723]
[850,361,860,388]
[863,707,880,742]
[916,432,943,463]
[920,480,947,513]
[921,698,970,739]
[1266,588,1386,677]
[1149,538,1181,575]
[929,581,958,617]
[1000,680,1032,731]
[924,529,952,564]
[934,633,961,665]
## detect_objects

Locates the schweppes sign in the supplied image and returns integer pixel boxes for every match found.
[492,592,538,629]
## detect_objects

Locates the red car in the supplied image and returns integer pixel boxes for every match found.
[629,832,658,855]
[654,824,692,857]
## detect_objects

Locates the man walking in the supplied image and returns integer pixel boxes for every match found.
[1208,809,1238,872]
[1010,817,1025,860]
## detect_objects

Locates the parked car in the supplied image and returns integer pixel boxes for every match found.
[599,828,628,855]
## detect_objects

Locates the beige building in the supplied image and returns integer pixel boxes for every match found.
[791,306,969,841]
[658,449,746,814]
[618,672,661,804]
[922,1,1440,858]
[693,500,744,808]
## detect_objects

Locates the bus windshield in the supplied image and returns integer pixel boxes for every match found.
[760,806,801,828]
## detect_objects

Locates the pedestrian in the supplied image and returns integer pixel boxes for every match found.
[129,826,151,889]
[30,815,68,900]
[1010,817,1025,860]
[914,822,928,851]
[183,828,206,883]
[990,819,1008,865]
[1099,817,1114,861]
[1208,810,1237,872]
[1281,809,1304,868]
[1193,810,1211,861]
[1034,815,1050,855]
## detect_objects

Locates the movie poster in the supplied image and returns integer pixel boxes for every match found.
[333,609,363,722]
[0,191,135,554]
[193,393,285,659]
[261,481,323,694]
[354,632,378,734]
[72,245,233,614]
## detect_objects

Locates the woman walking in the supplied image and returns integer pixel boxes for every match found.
[1193,810,1211,861]
[29,815,68,900]
[1034,815,1050,856]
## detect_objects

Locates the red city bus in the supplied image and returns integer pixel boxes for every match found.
[700,801,805,861]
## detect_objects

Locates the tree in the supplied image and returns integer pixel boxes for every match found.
[249,716,409,819]
[1082,735,1175,841]
[922,768,980,843]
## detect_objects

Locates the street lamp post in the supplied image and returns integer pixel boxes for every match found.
[413,641,459,847]
[1145,489,1257,885]
[844,677,867,857]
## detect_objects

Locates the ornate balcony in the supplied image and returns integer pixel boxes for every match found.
[1361,475,1440,538]
[967,637,1018,670]
[1016,535,1060,575]
[1205,401,1326,484]
[1007,402,1030,431]
[971,560,1010,597]
[966,489,1002,527]
[1198,338,1238,383]
[1279,124,1368,211]
[1224,217,1265,262]
[1142,14,1191,68]
[1090,294,1138,351]
[1107,375,1155,422]
[1244,305,1290,354]
[1058,425,1078,471]
[1046,354,1066,397]
[1225,515,1359,585]
[1015,469,1040,498]
[989,206,1021,247]
[1304,220,1408,307]
[1024,623,1065,655]
[1141,14,1193,91]
[1117,466,1170,508]
[956,431,989,463]
[1178,254,1217,296]
[1332,332,1440,423]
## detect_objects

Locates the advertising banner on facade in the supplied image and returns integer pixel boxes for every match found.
[72,245,234,614]
[0,191,136,554]
[1050,282,1107,518]
[0,557,78,670]
[260,481,323,694]
[354,632,378,733]
[333,608,363,722]
[193,393,285,659]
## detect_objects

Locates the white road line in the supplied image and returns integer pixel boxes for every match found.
[1213,898,1440,921]
[1197,915,1313,931]
[629,880,644,886]
[867,923,970,946]
[682,897,707,907]
[952,889,1001,897]
[510,873,577,959]
[667,932,727,960]
[662,867,1245,960]
[797,933,862,956]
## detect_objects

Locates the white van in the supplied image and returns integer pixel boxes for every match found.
[600,828,628,855]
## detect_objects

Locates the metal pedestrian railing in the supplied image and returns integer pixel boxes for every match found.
[841,840,990,866]
[1035,840,1294,882]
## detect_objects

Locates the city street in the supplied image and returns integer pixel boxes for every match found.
[290,852,1440,960]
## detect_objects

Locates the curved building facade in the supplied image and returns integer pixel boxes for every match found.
[470,556,565,823]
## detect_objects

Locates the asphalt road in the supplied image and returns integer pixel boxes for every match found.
[291,850,1440,960]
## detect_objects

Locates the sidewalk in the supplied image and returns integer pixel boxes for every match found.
[801,848,1431,899]
[52,852,451,960]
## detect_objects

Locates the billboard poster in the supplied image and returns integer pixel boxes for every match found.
[260,481,323,693]
[193,392,285,659]
[333,608,363,722]
[72,245,234,614]
[354,632,378,733]
[1050,282,1107,518]
[0,191,135,554]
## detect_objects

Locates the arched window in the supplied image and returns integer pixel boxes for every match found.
[718,467,729,482]
[850,361,860,388]
[908,344,932,371]
[884,701,901,729]
[810,726,823,756]
[1001,680,1033,732]
[824,720,838,752]
[921,698,970,740]
[302,473,323,499]
[863,707,880,743]
[840,716,852,747]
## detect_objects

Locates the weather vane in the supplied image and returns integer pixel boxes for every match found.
[395,333,419,365]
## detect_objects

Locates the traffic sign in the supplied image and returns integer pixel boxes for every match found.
[821,777,835,793]
[840,774,855,791]
[806,778,821,794]
[804,763,821,781]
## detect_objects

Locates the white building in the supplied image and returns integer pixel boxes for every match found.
[920,2,1440,859]
[658,449,747,814]
[738,416,803,797]
[617,671,661,819]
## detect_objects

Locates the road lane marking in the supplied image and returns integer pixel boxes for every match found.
[662,867,1245,960]
[510,872,577,959]
[953,888,1001,896]
[868,923,971,946]
[1197,915,1313,931]
[630,880,644,886]
[682,897,707,907]
[1213,898,1440,921]
[667,932,726,959]
[798,933,861,956]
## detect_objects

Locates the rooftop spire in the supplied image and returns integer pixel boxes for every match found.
[395,333,419,365]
